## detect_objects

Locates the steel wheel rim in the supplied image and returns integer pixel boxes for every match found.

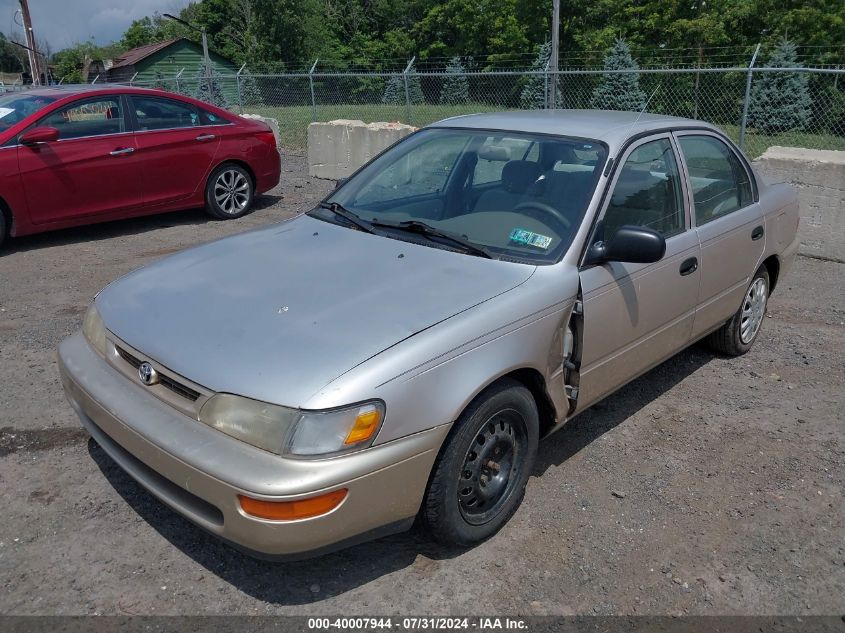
[740,277,767,343]
[457,408,526,526]
[214,169,250,215]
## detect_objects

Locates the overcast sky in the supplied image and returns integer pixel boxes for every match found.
[0,0,192,51]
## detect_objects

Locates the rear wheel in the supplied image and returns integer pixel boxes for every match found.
[0,211,5,251]
[707,266,770,356]
[422,379,539,546]
[204,163,254,220]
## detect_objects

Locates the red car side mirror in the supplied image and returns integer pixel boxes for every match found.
[20,126,60,146]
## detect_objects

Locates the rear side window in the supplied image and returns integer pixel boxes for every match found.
[679,135,753,225]
[39,97,124,140]
[198,108,230,126]
[132,96,199,131]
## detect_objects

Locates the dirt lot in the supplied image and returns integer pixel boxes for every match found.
[0,151,843,616]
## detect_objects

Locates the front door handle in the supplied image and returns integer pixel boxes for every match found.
[751,225,765,241]
[679,257,698,276]
[109,147,135,156]
[195,134,216,142]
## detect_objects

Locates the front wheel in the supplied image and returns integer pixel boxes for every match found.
[204,163,254,220]
[707,266,770,356]
[422,379,539,546]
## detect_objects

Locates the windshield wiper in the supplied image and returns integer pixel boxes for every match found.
[370,219,494,259]
[317,201,376,234]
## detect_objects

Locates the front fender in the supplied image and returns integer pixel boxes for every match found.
[304,264,580,445]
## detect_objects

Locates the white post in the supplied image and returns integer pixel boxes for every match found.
[550,0,560,108]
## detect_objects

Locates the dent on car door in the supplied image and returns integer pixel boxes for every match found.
[130,95,221,207]
[675,133,763,340]
[16,95,141,225]
[576,135,701,410]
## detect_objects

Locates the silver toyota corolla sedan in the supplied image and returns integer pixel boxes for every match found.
[59,110,799,559]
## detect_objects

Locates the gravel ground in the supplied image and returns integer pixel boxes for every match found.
[0,151,843,616]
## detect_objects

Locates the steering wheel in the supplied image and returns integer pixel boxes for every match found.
[513,200,571,231]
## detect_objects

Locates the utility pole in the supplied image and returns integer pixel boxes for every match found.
[550,0,560,108]
[18,0,42,85]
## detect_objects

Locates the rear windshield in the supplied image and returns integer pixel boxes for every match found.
[0,93,57,131]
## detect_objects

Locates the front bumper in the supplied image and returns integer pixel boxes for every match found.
[58,332,448,559]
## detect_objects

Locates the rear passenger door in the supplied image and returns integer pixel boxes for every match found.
[675,132,763,339]
[17,94,141,225]
[130,95,220,207]
[577,135,700,409]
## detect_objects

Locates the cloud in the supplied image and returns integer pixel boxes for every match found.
[0,0,192,50]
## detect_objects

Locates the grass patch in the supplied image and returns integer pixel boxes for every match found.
[241,103,845,157]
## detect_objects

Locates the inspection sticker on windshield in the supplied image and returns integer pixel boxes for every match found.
[509,228,552,250]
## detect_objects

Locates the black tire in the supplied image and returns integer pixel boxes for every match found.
[204,163,254,220]
[0,211,6,251]
[707,266,770,356]
[422,378,539,546]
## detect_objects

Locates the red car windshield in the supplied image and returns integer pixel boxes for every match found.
[0,93,57,131]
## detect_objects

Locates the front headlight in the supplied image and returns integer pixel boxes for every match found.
[287,402,384,456]
[82,303,107,356]
[198,394,384,457]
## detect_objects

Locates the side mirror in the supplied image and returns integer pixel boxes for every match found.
[586,225,666,265]
[20,126,60,146]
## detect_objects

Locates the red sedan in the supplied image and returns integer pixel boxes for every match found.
[0,85,281,249]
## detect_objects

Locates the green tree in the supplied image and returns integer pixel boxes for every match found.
[440,56,469,105]
[382,61,423,105]
[195,66,230,108]
[748,38,812,134]
[591,38,647,111]
[520,41,560,109]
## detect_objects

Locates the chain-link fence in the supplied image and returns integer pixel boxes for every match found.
[126,65,844,158]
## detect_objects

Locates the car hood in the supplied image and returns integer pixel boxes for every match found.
[96,215,535,406]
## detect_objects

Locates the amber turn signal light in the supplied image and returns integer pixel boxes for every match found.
[238,489,348,521]
[344,405,382,445]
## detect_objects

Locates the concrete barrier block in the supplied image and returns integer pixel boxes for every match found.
[753,146,845,261]
[240,114,281,150]
[308,120,416,180]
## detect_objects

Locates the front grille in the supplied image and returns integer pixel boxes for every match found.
[115,345,201,402]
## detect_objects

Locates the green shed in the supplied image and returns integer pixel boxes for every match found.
[107,38,240,106]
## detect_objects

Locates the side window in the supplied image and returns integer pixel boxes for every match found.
[132,96,199,131]
[679,135,753,225]
[602,138,685,238]
[198,108,230,126]
[39,97,124,140]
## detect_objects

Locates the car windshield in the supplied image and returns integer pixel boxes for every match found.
[0,93,57,131]
[314,128,607,264]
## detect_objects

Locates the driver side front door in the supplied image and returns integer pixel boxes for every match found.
[576,134,701,410]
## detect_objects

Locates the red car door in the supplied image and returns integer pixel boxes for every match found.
[17,95,141,225]
[129,95,220,207]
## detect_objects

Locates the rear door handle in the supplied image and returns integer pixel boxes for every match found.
[196,134,216,142]
[109,147,135,156]
[679,257,698,276]
[751,225,765,241]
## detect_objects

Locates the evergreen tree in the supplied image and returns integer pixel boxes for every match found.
[520,41,561,110]
[381,61,423,105]
[591,38,647,112]
[195,65,230,109]
[238,68,263,108]
[748,38,812,134]
[440,56,469,105]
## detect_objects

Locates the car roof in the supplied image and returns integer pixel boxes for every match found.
[430,109,716,150]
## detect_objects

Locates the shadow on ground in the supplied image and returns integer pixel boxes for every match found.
[1,194,282,256]
[88,344,716,605]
